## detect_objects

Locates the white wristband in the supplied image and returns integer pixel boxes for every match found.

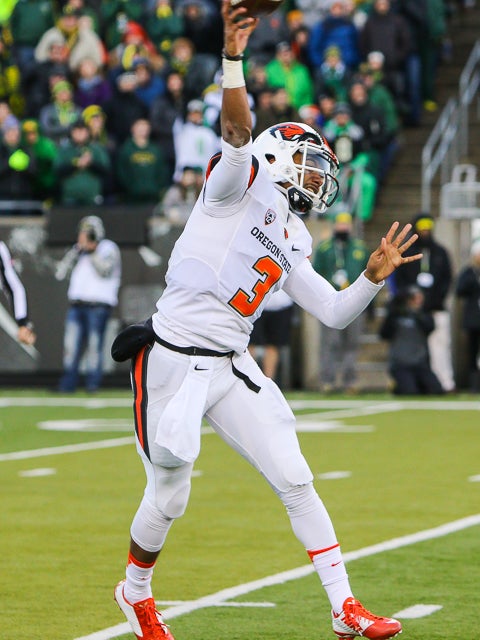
[222,58,246,89]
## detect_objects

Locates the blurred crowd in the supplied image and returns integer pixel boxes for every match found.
[0,0,470,220]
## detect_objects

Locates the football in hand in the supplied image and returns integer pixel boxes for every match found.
[230,0,284,17]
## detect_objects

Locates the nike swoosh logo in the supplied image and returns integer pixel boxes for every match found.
[331,561,342,567]
[194,364,208,371]
[292,246,301,251]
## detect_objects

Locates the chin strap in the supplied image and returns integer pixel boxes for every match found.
[287,186,315,214]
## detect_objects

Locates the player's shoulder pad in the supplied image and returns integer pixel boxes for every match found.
[205,152,259,188]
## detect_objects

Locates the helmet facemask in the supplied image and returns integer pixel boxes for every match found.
[252,123,340,215]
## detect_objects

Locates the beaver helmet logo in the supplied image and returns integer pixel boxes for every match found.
[272,123,307,141]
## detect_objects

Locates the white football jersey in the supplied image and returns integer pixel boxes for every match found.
[153,138,312,354]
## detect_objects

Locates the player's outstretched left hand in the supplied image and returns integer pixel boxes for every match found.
[364,221,422,284]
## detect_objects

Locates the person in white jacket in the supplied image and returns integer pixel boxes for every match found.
[34,7,103,73]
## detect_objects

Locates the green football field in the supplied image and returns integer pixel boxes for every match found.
[1,390,479,640]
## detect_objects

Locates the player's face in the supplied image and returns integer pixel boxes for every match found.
[292,150,326,193]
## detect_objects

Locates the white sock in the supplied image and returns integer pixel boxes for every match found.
[124,553,155,603]
[309,544,353,613]
[279,484,353,613]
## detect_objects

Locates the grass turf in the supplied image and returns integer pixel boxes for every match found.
[1,390,478,639]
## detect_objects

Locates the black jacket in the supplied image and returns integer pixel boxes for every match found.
[456,266,480,330]
[395,238,452,311]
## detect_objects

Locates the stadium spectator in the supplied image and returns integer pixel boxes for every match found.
[160,165,204,224]
[298,103,322,134]
[265,41,315,111]
[103,71,148,145]
[34,5,104,73]
[39,79,82,146]
[53,117,111,206]
[73,57,112,109]
[316,91,337,126]
[107,19,162,76]
[358,0,412,107]
[167,36,218,103]
[348,78,388,180]
[172,98,220,183]
[21,118,57,199]
[394,1,425,125]
[21,40,70,118]
[0,24,23,118]
[289,23,312,72]
[100,0,143,51]
[380,285,444,395]
[64,0,101,34]
[245,58,269,102]
[145,0,185,55]
[323,102,377,222]
[82,104,116,199]
[313,44,352,103]
[116,117,169,203]
[308,0,361,71]
[9,0,55,74]
[0,240,36,346]
[0,115,38,211]
[130,57,165,109]
[294,0,332,26]
[149,70,186,182]
[176,0,223,57]
[455,239,480,392]
[246,6,290,65]
[0,101,12,129]
[394,212,456,393]
[252,87,300,139]
[312,211,370,393]
[416,0,447,113]
[356,64,401,181]
[55,215,121,393]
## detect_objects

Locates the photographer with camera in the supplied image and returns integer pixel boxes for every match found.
[55,215,121,392]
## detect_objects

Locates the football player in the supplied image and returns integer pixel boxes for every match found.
[112,1,421,638]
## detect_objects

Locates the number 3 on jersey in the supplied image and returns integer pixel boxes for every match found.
[228,255,283,317]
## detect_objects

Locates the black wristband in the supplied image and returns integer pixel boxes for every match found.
[222,48,244,61]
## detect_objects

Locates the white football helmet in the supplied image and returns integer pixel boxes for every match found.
[252,122,339,215]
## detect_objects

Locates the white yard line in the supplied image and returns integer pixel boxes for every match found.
[73,514,480,640]
[0,437,135,461]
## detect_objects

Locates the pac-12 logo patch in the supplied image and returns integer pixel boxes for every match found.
[265,209,276,225]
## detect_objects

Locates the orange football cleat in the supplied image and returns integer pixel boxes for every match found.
[114,580,175,640]
[332,597,402,639]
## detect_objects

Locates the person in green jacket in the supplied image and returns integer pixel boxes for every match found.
[312,211,370,393]
[116,117,169,203]
[53,117,111,205]
[9,0,55,72]
[323,102,378,222]
[265,40,314,111]
[21,118,57,198]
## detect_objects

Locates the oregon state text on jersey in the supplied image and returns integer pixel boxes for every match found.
[152,139,312,354]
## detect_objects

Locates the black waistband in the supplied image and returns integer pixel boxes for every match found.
[155,336,234,358]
